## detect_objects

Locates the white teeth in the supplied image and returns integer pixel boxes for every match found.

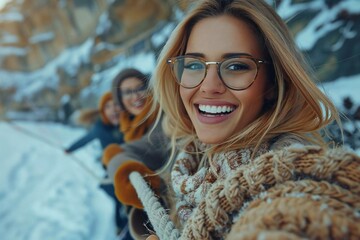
[133,100,144,107]
[198,104,234,114]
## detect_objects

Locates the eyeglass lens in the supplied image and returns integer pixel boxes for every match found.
[121,85,146,98]
[172,57,258,90]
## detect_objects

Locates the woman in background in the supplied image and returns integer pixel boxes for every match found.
[64,91,123,154]
[102,68,169,239]
[64,91,128,236]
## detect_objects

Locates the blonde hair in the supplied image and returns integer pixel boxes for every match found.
[151,0,340,161]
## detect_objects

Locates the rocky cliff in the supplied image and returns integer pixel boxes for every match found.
[0,0,175,120]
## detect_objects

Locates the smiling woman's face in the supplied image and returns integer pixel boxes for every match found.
[104,99,120,126]
[180,15,269,144]
[120,77,146,116]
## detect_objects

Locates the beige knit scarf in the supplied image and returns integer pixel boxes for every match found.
[176,144,360,239]
[171,141,269,224]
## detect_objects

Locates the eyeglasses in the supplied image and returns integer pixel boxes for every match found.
[121,85,147,99]
[167,55,269,90]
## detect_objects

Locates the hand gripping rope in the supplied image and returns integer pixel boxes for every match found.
[129,171,180,240]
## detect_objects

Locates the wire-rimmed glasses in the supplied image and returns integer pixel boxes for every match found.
[167,55,269,90]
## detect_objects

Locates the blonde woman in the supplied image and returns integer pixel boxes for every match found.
[141,0,359,239]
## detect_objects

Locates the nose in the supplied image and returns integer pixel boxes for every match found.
[199,64,226,94]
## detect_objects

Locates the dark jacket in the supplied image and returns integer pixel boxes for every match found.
[65,119,123,152]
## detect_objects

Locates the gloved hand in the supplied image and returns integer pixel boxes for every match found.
[114,160,161,209]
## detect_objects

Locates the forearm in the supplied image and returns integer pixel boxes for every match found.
[107,128,170,181]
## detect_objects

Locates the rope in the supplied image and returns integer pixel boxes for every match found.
[129,171,180,240]
[4,120,103,182]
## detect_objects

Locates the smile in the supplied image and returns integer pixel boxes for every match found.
[132,99,145,108]
[198,104,235,115]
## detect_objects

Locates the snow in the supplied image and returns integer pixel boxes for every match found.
[29,32,55,44]
[331,21,357,51]
[96,12,111,36]
[277,0,324,20]
[0,38,94,98]
[90,51,156,94]
[320,74,360,107]
[0,121,117,240]
[0,10,23,22]
[293,0,359,51]
[0,32,18,44]
[150,22,176,47]
[0,45,27,56]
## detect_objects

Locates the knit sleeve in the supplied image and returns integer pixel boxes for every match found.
[107,122,170,181]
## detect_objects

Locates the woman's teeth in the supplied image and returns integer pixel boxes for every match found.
[133,100,144,107]
[198,104,234,114]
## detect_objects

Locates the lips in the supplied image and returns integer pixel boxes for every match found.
[195,103,237,124]
[198,104,235,115]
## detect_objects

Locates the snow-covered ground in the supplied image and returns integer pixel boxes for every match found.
[0,121,118,240]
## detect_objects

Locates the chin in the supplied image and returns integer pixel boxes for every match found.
[198,135,226,145]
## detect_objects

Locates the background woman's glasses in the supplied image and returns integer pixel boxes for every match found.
[121,85,147,99]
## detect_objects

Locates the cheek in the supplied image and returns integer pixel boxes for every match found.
[122,98,129,105]
[179,87,194,107]
[122,98,130,108]
[104,109,109,117]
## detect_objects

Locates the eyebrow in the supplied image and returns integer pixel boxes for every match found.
[184,52,253,59]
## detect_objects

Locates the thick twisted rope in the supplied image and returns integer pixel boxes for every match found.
[129,171,180,240]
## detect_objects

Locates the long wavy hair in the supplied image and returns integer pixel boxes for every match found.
[151,0,340,162]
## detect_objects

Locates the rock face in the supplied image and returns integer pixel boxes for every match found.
[0,0,105,71]
[0,0,171,72]
[0,0,359,121]
[0,0,173,120]
[285,0,360,82]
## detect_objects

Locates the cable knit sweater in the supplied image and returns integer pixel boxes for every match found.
[170,136,360,239]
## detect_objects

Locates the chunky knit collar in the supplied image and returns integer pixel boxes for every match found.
[171,141,269,224]
[173,143,360,240]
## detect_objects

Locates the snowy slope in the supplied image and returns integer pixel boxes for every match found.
[0,122,117,240]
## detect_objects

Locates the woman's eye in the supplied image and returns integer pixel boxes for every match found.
[184,61,204,70]
[226,62,250,71]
